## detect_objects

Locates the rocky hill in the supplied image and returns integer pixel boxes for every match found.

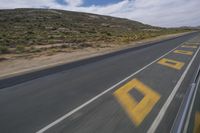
[0,8,192,54]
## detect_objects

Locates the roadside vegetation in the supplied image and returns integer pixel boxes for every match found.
[0,8,195,55]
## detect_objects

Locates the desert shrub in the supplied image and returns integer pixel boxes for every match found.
[27,31,34,34]
[30,47,41,53]
[106,32,112,36]
[16,45,26,53]
[61,44,70,48]
[0,45,9,54]
[79,43,92,48]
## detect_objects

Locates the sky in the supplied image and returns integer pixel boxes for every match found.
[0,0,200,27]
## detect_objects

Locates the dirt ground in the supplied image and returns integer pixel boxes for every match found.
[0,32,191,78]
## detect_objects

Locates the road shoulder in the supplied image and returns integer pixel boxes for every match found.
[0,32,193,79]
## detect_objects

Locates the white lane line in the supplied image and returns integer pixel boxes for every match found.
[147,46,200,133]
[183,76,200,133]
[36,43,185,133]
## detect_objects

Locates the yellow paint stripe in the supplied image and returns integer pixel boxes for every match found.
[181,45,197,49]
[194,112,200,133]
[157,58,185,70]
[114,79,160,126]
[173,50,193,55]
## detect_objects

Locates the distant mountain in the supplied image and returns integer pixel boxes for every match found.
[0,8,193,54]
[195,26,200,29]
[179,26,200,30]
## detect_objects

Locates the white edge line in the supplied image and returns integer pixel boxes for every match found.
[183,76,200,133]
[36,43,185,133]
[147,46,200,133]
[170,83,195,133]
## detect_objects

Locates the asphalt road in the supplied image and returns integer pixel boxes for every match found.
[0,32,200,133]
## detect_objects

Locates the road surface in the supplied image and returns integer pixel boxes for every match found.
[0,32,200,133]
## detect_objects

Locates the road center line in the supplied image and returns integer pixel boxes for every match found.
[147,46,200,133]
[36,42,188,133]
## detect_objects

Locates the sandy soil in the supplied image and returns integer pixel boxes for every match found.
[0,32,191,78]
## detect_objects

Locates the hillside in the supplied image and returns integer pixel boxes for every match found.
[196,26,200,29]
[0,8,192,54]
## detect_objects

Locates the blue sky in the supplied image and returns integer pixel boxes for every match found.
[56,0,67,5]
[83,0,122,6]
[0,0,199,27]
[57,0,122,6]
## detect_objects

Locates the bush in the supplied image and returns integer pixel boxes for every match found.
[0,45,9,54]
[16,45,26,53]
[29,47,41,53]
[106,32,112,36]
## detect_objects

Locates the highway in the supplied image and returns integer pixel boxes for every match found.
[0,32,200,133]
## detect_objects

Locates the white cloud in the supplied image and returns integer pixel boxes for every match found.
[65,0,83,7]
[65,0,130,14]
[0,0,56,9]
[0,0,199,27]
